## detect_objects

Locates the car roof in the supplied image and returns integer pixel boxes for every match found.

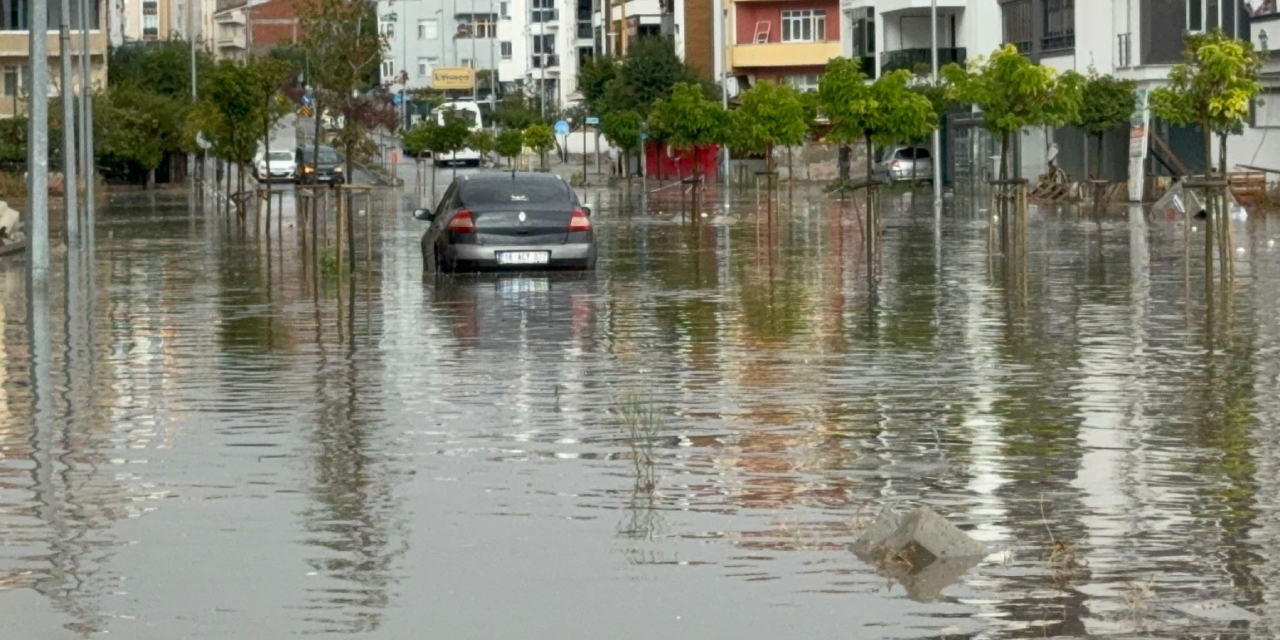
[457,171,569,186]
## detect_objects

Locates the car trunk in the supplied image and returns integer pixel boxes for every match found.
[472,206,573,246]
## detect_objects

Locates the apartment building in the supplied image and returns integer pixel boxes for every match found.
[729,0,842,92]
[0,0,109,119]
[841,0,1280,188]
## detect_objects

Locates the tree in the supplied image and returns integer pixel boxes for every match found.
[109,39,213,99]
[431,108,474,178]
[601,110,643,177]
[602,38,709,116]
[98,87,187,188]
[1075,72,1136,179]
[190,58,292,197]
[1150,30,1262,179]
[467,130,496,166]
[820,59,936,185]
[496,128,524,167]
[942,45,1083,184]
[523,122,556,170]
[494,89,543,130]
[297,0,385,178]
[649,82,728,214]
[728,81,808,176]
[578,55,619,113]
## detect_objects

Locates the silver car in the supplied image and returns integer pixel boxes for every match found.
[415,172,597,272]
[876,145,934,183]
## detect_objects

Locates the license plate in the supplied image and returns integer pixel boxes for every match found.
[496,251,550,265]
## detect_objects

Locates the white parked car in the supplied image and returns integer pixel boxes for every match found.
[254,150,297,182]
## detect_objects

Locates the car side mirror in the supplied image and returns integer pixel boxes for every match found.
[413,208,435,222]
[580,205,592,217]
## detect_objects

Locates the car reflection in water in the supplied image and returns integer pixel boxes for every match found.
[429,272,598,347]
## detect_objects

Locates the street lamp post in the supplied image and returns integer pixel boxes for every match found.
[717,0,728,184]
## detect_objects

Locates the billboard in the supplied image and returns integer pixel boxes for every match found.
[432,68,475,90]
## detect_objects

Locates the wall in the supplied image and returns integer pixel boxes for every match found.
[734,0,841,44]
[883,11,957,50]
[247,0,300,50]
[684,0,714,77]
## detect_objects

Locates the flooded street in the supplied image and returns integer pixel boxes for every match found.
[2,179,1280,639]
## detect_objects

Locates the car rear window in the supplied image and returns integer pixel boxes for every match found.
[914,148,932,159]
[461,179,571,207]
[894,148,913,159]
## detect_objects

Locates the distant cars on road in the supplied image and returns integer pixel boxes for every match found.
[414,171,597,272]
[876,145,934,183]
[294,145,345,185]
[254,150,297,183]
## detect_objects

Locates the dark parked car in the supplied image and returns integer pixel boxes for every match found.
[294,145,345,184]
[415,172,597,272]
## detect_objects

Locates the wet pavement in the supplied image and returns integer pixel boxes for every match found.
[1,177,1279,639]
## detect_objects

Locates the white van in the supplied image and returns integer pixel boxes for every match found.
[434,100,485,167]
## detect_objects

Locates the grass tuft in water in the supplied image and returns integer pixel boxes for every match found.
[612,392,663,492]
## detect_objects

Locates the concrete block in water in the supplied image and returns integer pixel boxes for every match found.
[882,507,986,561]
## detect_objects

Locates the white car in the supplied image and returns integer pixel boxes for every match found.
[254,150,297,182]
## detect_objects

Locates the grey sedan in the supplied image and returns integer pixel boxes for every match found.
[415,172,597,272]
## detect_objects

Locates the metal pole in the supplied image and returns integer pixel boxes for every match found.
[717,0,727,184]
[471,0,478,101]
[80,0,93,231]
[59,0,78,239]
[28,0,50,277]
[930,0,942,207]
[489,0,495,129]
[189,0,198,183]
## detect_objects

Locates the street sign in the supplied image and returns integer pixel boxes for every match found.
[432,67,475,90]
[585,116,600,125]
[393,92,404,107]
[554,120,570,136]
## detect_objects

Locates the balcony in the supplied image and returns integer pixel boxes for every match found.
[577,22,592,39]
[880,47,965,73]
[531,54,560,68]
[531,10,559,24]
[1041,33,1074,53]
[731,41,841,69]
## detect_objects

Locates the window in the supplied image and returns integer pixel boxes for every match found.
[501,41,513,59]
[381,59,395,78]
[1002,0,1032,53]
[418,18,438,39]
[460,57,472,68]
[532,0,556,23]
[1186,0,1222,32]
[785,74,820,93]
[1042,0,1074,50]
[780,10,825,43]
[500,1,509,19]
[143,0,159,37]
[418,57,433,76]
[457,13,497,38]
[4,65,20,97]
[379,20,395,39]
[1253,91,1280,128]
[850,15,875,56]
[533,33,555,54]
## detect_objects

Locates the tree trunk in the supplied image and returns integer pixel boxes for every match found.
[691,144,701,219]
[1203,122,1213,282]
[838,144,851,182]
[146,167,155,190]
[1094,133,1104,180]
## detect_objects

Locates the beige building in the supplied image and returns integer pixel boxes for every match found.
[0,0,109,119]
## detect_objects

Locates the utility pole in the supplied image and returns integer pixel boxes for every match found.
[190,0,198,184]
[930,0,942,207]
[28,0,50,277]
[59,0,78,239]
[471,0,478,102]
[79,0,94,231]
[489,0,495,131]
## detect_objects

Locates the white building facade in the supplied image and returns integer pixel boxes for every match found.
[840,0,1280,191]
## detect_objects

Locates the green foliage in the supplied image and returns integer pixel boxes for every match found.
[1150,30,1262,136]
[649,83,727,158]
[911,81,953,126]
[819,59,936,146]
[602,38,708,116]
[727,81,808,162]
[602,110,644,153]
[297,0,385,156]
[942,45,1083,136]
[190,58,293,166]
[494,90,544,130]
[402,122,433,157]
[523,122,556,169]
[109,39,213,98]
[578,55,619,113]
[0,118,26,168]
[496,128,524,164]
[1076,72,1137,136]
[99,86,189,174]
[431,108,475,157]
[467,130,496,157]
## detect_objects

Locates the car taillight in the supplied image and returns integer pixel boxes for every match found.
[569,208,591,232]
[891,161,902,169]
[448,210,476,234]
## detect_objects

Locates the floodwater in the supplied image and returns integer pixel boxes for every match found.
[1,178,1279,639]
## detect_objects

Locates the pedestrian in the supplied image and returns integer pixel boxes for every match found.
[607,141,621,178]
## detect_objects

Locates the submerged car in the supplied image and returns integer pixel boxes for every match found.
[254,149,296,182]
[415,172,597,272]
[294,145,345,184]
[876,145,934,183]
